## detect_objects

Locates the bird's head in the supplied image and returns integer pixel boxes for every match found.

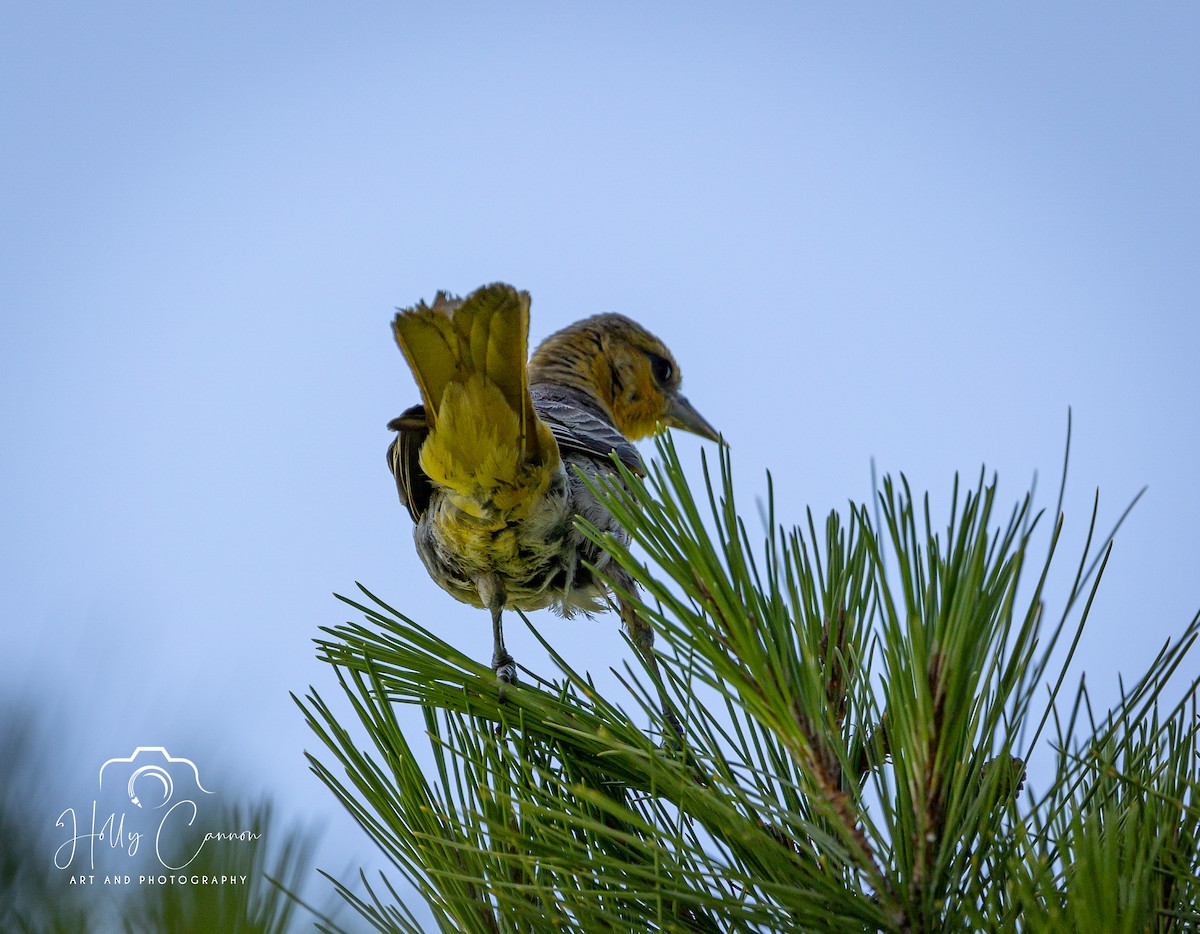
[528,313,721,443]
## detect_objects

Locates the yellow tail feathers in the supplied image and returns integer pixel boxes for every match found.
[392,284,559,507]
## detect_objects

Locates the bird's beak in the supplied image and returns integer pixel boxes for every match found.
[665,393,723,444]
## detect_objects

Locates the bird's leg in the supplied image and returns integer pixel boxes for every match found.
[615,574,684,743]
[480,574,516,689]
[490,603,517,687]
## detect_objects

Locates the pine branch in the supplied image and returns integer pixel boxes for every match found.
[300,433,1200,932]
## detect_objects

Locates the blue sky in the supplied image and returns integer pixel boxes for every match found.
[4,3,1198,926]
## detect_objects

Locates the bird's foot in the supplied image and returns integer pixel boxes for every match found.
[493,652,517,700]
[661,704,685,750]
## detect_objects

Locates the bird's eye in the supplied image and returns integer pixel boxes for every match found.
[648,353,675,386]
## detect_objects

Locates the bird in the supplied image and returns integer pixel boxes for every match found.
[386,282,720,734]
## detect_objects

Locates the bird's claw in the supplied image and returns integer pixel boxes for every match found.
[493,653,517,701]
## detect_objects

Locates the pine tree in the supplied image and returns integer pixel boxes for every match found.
[298,433,1200,933]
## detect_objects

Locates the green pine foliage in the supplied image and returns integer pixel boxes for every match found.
[299,434,1200,932]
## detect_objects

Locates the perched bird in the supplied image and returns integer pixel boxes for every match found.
[386,283,719,732]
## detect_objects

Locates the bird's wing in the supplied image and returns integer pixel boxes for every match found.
[530,385,645,477]
[386,404,433,522]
